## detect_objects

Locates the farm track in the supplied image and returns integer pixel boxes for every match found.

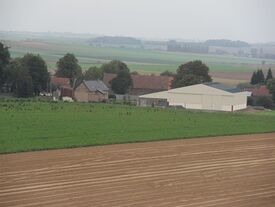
[1,133,275,206]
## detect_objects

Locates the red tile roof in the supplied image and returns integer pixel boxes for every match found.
[51,76,70,87]
[247,86,271,97]
[103,73,173,90]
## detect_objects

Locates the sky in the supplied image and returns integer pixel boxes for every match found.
[0,0,274,43]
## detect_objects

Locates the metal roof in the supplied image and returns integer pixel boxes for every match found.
[203,82,242,93]
[83,80,109,92]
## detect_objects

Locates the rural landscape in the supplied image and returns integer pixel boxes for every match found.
[1,0,275,206]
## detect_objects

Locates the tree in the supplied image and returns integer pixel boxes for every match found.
[4,58,25,92]
[110,70,133,94]
[250,69,265,85]
[21,54,49,95]
[16,74,33,98]
[255,96,273,109]
[172,60,212,88]
[266,68,273,82]
[130,71,139,75]
[256,69,265,84]
[250,72,257,85]
[0,42,11,88]
[101,60,130,74]
[160,70,175,76]
[83,66,103,80]
[267,78,275,102]
[56,53,82,80]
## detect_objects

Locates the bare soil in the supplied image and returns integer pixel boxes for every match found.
[1,133,275,207]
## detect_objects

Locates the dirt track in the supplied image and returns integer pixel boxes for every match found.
[1,133,275,207]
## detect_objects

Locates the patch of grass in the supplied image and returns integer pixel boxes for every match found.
[1,100,275,154]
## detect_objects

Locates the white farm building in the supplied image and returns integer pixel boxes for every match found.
[138,83,249,112]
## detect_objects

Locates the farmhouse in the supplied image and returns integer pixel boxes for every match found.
[50,76,73,100]
[103,73,173,95]
[74,80,109,102]
[139,83,248,112]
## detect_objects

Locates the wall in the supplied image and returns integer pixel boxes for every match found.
[74,83,89,102]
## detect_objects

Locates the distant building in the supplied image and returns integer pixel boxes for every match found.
[103,73,173,95]
[51,76,70,88]
[246,86,271,97]
[50,76,72,100]
[74,80,109,102]
[139,83,248,112]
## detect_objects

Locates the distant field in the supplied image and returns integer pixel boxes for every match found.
[5,39,275,75]
[1,100,275,154]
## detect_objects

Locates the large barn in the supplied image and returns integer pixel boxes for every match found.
[139,83,248,112]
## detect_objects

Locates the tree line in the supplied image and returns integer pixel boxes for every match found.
[1,41,213,97]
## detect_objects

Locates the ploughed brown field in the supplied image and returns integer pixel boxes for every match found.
[1,133,275,207]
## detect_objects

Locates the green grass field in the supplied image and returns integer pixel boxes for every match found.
[6,39,275,74]
[1,100,275,154]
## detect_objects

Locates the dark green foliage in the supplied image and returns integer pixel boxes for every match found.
[255,96,273,109]
[250,69,265,85]
[130,71,139,75]
[266,68,273,82]
[84,66,103,80]
[4,58,26,92]
[250,72,257,85]
[160,70,175,76]
[16,74,33,98]
[0,42,11,88]
[21,54,49,95]
[267,78,275,101]
[247,96,254,106]
[172,60,212,88]
[111,71,133,94]
[56,53,82,79]
[101,60,130,74]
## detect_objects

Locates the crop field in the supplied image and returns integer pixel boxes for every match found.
[1,100,275,154]
[0,133,275,206]
[4,39,275,75]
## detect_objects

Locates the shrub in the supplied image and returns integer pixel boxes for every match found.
[255,96,273,109]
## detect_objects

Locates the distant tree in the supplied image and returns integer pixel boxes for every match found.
[16,74,33,98]
[0,42,11,88]
[56,53,82,80]
[257,69,265,84]
[172,60,212,88]
[160,70,175,77]
[266,68,273,82]
[237,82,253,90]
[130,71,139,75]
[267,78,275,102]
[250,72,257,85]
[83,66,103,80]
[101,60,130,74]
[110,70,133,94]
[4,58,25,92]
[21,54,49,95]
[250,69,265,85]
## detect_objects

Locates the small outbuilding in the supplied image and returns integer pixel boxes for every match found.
[74,80,109,102]
[139,83,249,112]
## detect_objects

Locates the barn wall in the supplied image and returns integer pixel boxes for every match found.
[74,83,89,102]
[162,93,247,111]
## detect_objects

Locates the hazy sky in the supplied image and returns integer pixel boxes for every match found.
[0,0,274,43]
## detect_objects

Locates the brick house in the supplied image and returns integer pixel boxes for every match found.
[74,80,109,102]
[103,73,173,95]
[246,85,271,97]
